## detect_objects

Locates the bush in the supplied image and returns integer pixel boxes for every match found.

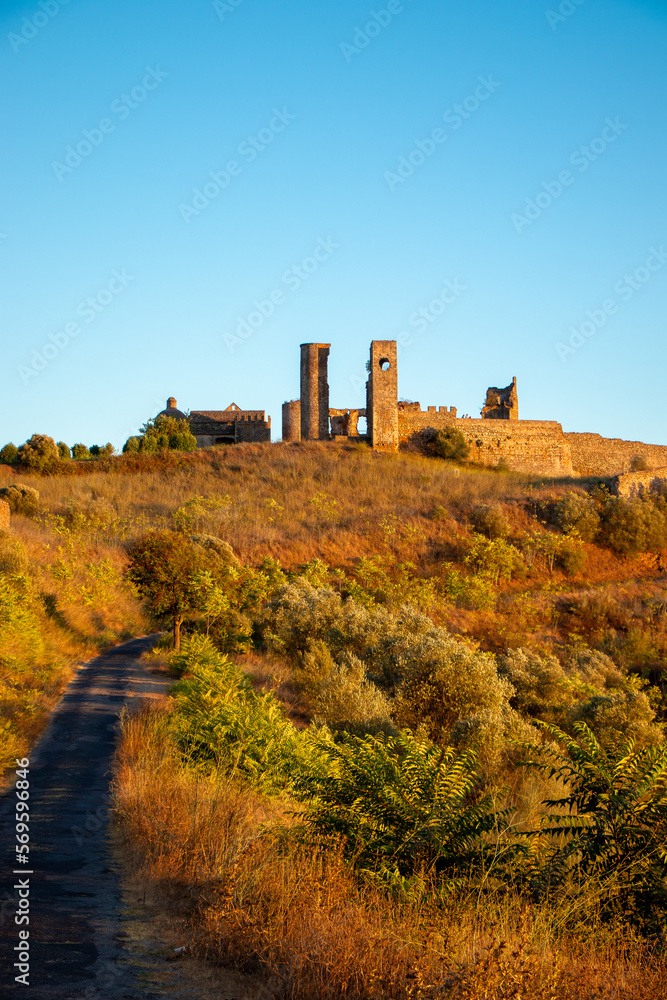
[72,443,91,461]
[470,503,510,539]
[598,496,667,555]
[302,730,498,880]
[392,635,515,751]
[16,434,58,472]
[133,415,198,453]
[433,427,469,462]
[57,442,71,460]
[122,436,141,454]
[0,484,40,517]
[551,493,600,542]
[0,444,18,466]
[497,648,573,723]
[464,535,524,584]
[296,642,393,737]
[557,538,587,576]
[631,455,649,472]
[90,443,114,458]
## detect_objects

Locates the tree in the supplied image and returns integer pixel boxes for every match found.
[72,443,91,460]
[134,414,198,453]
[127,531,211,650]
[90,443,114,458]
[0,444,18,466]
[433,427,469,462]
[17,434,59,472]
[57,442,71,460]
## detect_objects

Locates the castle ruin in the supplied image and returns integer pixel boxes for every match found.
[281,340,667,478]
[158,340,667,479]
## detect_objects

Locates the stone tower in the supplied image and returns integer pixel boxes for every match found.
[282,400,301,442]
[482,377,518,420]
[367,340,398,451]
[300,343,330,440]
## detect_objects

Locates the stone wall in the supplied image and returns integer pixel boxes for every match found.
[300,343,330,440]
[566,433,667,477]
[398,407,574,475]
[282,400,301,442]
[611,468,667,498]
[0,500,9,532]
[368,341,398,450]
[235,417,271,444]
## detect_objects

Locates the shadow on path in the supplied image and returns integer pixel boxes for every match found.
[0,636,174,999]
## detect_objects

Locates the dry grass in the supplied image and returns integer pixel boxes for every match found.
[113,704,667,1000]
[1,443,591,566]
[3,443,666,664]
[0,510,145,769]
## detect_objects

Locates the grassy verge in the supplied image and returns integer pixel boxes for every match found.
[0,510,144,770]
[113,702,667,1000]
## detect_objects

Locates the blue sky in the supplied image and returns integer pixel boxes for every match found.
[1,0,666,449]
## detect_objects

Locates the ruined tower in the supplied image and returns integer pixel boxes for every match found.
[482,377,518,420]
[300,343,330,440]
[367,340,398,451]
[282,400,301,442]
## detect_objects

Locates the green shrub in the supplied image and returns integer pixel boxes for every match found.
[393,636,514,748]
[442,568,496,610]
[520,723,667,930]
[17,434,58,472]
[0,444,18,466]
[141,436,157,454]
[557,538,587,576]
[72,443,91,460]
[296,642,394,737]
[433,427,469,462]
[631,455,649,472]
[301,730,499,881]
[169,431,197,452]
[598,496,667,555]
[470,503,510,539]
[0,484,40,517]
[551,493,600,541]
[170,634,304,791]
[57,442,71,460]
[464,535,524,584]
[497,648,573,723]
[122,437,140,454]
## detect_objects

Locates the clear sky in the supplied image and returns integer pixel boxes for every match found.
[1,0,666,449]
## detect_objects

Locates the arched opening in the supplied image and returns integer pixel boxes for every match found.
[357,416,368,436]
[379,357,391,372]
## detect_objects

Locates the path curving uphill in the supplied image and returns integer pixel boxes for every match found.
[0,636,174,999]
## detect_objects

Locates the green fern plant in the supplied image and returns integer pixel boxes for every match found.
[299,729,503,881]
[519,721,667,928]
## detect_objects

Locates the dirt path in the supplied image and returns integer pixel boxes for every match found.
[0,637,268,999]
